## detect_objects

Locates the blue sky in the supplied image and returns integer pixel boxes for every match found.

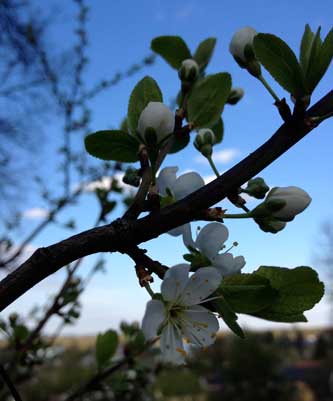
[3,0,333,334]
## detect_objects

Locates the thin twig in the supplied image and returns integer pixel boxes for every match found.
[0,363,22,401]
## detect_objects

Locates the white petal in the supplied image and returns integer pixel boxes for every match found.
[160,323,186,364]
[141,300,166,340]
[161,264,190,302]
[172,172,205,200]
[182,305,219,347]
[195,223,229,260]
[212,253,245,276]
[157,167,178,196]
[168,223,196,249]
[179,267,221,306]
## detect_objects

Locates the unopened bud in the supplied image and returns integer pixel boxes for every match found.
[244,177,269,199]
[229,27,261,77]
[227,88,244,105]
[194,128,215,157]
[254,216,287,234]
[178,59,199,82]
[137,102,175,145]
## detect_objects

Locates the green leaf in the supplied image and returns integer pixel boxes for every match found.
[96,330,118,369]
[127,76,163,135]
[300,24,315,72]
[210,117,224,144]
[254,311,307,323]
[254,33,305,96]
[187,73,232,128]
[304,27,322,92]
[251,266,324,322]
[306,28,333,93]
[151,36,192,69]
[193,38,216,70]
[85,130,139,162]
[221,273,279,314]
[211,297,244,338]
[168,131,190,154]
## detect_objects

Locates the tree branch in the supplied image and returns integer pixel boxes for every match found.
[0,91,332,311]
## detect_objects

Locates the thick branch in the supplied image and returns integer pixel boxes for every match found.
[0,91,332,311]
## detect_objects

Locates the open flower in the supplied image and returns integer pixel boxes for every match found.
[137,102,175,145]
[192,223,245,276]
[157,167,205,245]
[142,264,221,364]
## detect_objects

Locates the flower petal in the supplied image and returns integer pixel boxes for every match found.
[161,264,190,302]
[172,172,205,200]
[179,267,222,306]
[195,223,229,260]
[212,253,245,276]
[160,323,186,364]
[142,300,166,340]
[168,223,196,249]
[157,167,178,196]
[182,305,219,347]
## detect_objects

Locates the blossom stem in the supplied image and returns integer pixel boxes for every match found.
[257,75,280,102]
[144,283,155,298]
[207,155,220,178]
[223,212,252,219]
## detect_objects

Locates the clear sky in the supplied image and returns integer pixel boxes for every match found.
[3,0,333,335]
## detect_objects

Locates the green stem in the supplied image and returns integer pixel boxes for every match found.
[223,213,252,219]
[207,155,220,178]
[144,283,155,298]
[258,75,280,102]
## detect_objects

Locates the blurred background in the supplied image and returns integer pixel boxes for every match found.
[0,0,333,399]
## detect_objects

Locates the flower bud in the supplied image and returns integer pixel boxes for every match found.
[178,59,199,82]
[194,128,216,157]
[244,177,269,199]
[266,186,312,222]
[137,102,175,145]
[227,88,244,105]
[254,216,287,234]
[229,27,257,63]
[229,27,261,77]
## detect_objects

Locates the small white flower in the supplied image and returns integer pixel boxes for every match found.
[194,223,245,276]
[266,186,312,222]
[229,27,257,62]
[142,264,221,364]
[157,167,205,246]
[137,102,175,144]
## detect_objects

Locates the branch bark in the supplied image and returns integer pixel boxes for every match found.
[0,91,332,312]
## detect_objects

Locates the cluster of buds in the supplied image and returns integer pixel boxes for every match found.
[194,128,216,157]
[229,27,261,78]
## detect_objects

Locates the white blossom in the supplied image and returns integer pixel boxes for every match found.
[137,102,175,144]
[266,186,312,222]
[157,167,205,246]
[229,27,257,62]
[193,223,245,276]
[142,264,221,364]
